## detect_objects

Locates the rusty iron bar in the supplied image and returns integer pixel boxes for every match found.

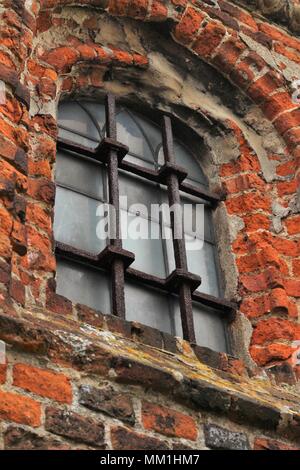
[57,138,222,204]
[56,95,236,340]
[105,94,126,319]
[55,241,236,319]
[162,116,196,343]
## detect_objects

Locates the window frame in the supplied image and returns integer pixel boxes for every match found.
[55,94,236,345]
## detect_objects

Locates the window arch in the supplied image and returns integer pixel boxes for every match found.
[54,96,234,353]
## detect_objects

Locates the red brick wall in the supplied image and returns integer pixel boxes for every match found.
[0,0,299,449]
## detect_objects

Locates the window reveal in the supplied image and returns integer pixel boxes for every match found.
[54,95,236,352]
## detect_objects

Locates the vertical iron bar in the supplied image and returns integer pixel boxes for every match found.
[162,116,196,343]
[105,94,126,319]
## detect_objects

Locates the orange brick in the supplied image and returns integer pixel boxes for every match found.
[248,71,284,103]
[0,362,7,384]
[284,279,300,298]
[254,437,300,451]
[13,363,72,404]
[293,259,300,277]
[174,6,206,45]
[250,344,294,366]
[41,47,79,73]
[251,318,300,346]
[243,213,270,232]
[224,174,265,194]
[274,108,300,135]
[212,38,246,75]
[220,154,260,177]
[274,42,300,65]
[226,192,271,215]
[259,23,300,52]
[276,160,297,177]
[285,215,300,235]
[127,0,148,19]
[142,401,197,440]
[149,1,168,21]
[277,180,298,197]
[262,92,298,122]
[193,21,226,59]
[0,390,41,427]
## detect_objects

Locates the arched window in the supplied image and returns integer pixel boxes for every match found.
[54,96,234,352]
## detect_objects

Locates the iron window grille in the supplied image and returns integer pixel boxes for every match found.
[55,94,236,347]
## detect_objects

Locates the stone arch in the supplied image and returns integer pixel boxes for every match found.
[30,1,299,166]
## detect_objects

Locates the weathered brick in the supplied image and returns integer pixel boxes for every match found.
[0,389,41,427]
[79,384,135,424]
[28,178,55,204]
[226,192,271,215]
[250,343,294,366]
[131,321,163,348]
[174,6,206,45]
[230,396,280,431]
[224,174,265,194]
[77,303,105,328]
[142,401,197,440]
[212,38,246,75]
[111,426,168,450]
[193,21,226,59]
[46,290,73,316]
[267,363,296,386]
[13,363,72,403]
[262,92,298,122]
[149,1,168,21]
[248,71,284,104]
[284,279,300,298]
[0,361,7,384]
[254,437,300,451]
[41,47,79,73]
[204,423,250,450]
[127,0,148,19]
[285,215,300,236]
[45,407,105,447]
[9,278,25,305]
[293,259,300,277]
[4,426,71,450]
[252,318,300,346]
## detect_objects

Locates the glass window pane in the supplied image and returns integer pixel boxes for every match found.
[163,231,220,296]
[58,128,98,149]
[174,141,207,185]
[181,196,214,243]
[162,225,175,275]
[56,259,111,314]
[158,143,207,186]
[123,153,155,170]
[121,211,166,277]
[54,187,107,253]
[58,102,100,147]
[83,102,106,136]
[56,151,105,200]
[173,299,227,353]
[119,172,161,220]
[117,110,154,164]
[186,235,220,297]
[137,114,162,157]
[125,281,172,333]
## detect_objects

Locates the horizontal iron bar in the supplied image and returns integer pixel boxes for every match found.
[57,137,221,204]
[55,243,236,318]
[123,267,236,317]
